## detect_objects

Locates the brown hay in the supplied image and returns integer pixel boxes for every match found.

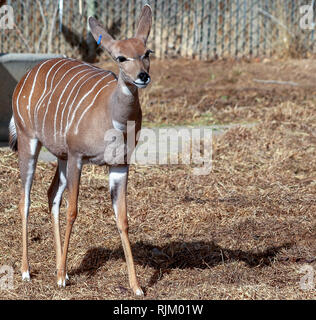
[0,59,315,299]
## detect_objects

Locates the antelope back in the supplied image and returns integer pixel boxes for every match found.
[12,58,117,152]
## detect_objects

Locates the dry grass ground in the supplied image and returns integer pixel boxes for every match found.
[0,58,316,300]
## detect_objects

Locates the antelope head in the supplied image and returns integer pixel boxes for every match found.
[89,5,153,89]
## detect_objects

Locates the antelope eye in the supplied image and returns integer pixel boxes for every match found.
[117,56,127,63]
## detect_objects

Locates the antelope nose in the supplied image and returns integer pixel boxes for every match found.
[138,72,150,83]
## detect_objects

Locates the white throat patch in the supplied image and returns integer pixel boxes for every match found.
[121,83,133,96]
[112,119,127,132]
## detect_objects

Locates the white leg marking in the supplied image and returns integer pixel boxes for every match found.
[109,166,128,219]
[76,158,83,171]
[52,160,67,221]
[16,70,32,127]
[22,270,31,281]
[74,79,117,134]
[65,71,110,134]
[24,139,38,219]
[29,138,38,155]
[135,289,144,296]
[57,278,66,288]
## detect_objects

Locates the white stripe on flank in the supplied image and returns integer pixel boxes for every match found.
[43,63,91,142]
[41,60,73,138]
[42,61,86,137]
[59,69,101,140]
[65,71,110,135]
[74,79,117,134]
[16,70,32,127]
[48,63,87,105]
[34,59,68,130]
[53,67,95,141]
[27,59,53,126]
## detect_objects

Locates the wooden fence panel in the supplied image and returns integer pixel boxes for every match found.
[0,0,315,60]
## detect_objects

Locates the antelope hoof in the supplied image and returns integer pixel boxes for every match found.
[57,278,66,288]
[57,270,68,288]
[133,287,144,296]
[22,270,31,281]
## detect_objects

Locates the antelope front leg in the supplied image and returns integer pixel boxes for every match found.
[57,155,82,287]
[109,166,143,296]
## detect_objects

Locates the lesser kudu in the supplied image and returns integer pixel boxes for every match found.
[9,5,153,296]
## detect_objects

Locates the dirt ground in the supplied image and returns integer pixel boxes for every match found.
[0,58,316,300]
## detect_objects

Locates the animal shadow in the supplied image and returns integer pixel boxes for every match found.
[71,240,292,287]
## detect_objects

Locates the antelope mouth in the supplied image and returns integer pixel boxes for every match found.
[133,78,151,88]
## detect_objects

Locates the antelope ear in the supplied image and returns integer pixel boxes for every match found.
[88,16,115,53]
[135,5,152,44]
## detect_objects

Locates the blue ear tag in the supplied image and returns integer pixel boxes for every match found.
[97,35,102,45]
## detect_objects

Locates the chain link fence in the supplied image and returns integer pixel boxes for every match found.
[0,0,315,61]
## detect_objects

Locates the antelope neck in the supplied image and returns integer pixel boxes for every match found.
[111,75,140,129]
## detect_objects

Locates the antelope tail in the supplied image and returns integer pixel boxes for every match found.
[9,117,18,152]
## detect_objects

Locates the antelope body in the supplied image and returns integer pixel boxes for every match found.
[9,5,153,296]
